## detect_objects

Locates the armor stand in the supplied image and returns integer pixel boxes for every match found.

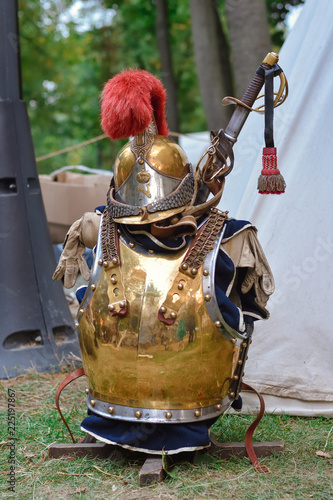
[48,437,284,486]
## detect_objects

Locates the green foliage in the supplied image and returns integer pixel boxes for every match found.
[266,0,305,48]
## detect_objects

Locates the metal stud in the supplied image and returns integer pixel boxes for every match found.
[229,392,235,398]
[216,404,222,411]
[204,294,211,302]
[191,268,198,275]
[138,158,144,165]
[181,263,188,271]
[203,269,209,276]
[79,308,84,315]
[117,229,121,234]
[108,304,114,312]
[170,311,177,320]
[233,375,239,381]
[90,284,96,291]
[242,342,247,348]
[159,306,167,314]
[108,406,115,415]
[111,276,118,284]
[148,249,154,254]
[98,259,103,266]
[119,300,126,309]
[90,400,96,407]
[85,388,89,394]
[75,321,79,328]
[103,261,109,268]
[165,412,172,419]
[194,410,201,418]
[231,338,237,344]
[215,320,222,328]
[238,360,243,365]
[135,411,142,419]
[129,242,135,249]
[178,283,184,290]
[112,257,118,265]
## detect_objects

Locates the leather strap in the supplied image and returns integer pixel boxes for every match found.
[55,367,87,444]
[241,382,270,473]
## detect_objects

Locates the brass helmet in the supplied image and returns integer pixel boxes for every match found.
[101,69,195,224]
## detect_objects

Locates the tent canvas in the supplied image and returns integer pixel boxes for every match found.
[181,0,333,415]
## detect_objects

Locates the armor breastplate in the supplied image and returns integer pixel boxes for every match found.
[77,213,249,424]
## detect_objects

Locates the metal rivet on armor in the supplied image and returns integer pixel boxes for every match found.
[148,249,154,254]
[79,308,84,315]
[111,276,118,284]
[215,321,222,328]
[103,261,109,268]
[129,242,135,249]
[204,294,211,302]
[216,404,222,411]
[233,375,239,381]
[75,321,79,328]
[85,388,89,394]
[90,400,96,407]
[117,229,121,234]
[170,311,177,320]
[108,304,115,312]
[98,259,103,266]
[203,269,209,276]
[242,342,247,348]
[194,410,201,418]
[178,283,184,290]
[165,412,172,419]
[231,338,237,344]
[138,158,144,165]
[112,257,118,265]
[119,300,126,309]
[108,406,115,415]
[90,284,96,291]
[238,360,243,365]
[181,263,188,271]
[160,306,167,314]
[135,411,142,419]
[229,392,235,398]
[191,268,198,275]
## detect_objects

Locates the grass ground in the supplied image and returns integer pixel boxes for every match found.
[0,371,332,500]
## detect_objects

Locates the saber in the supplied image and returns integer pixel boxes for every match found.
[194,51,288,205]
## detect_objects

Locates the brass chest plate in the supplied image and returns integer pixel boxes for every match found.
[78,238,236,411]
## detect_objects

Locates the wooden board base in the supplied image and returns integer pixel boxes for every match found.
[48,438,284,486]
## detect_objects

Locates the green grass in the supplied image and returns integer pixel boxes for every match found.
[0,372,332,499]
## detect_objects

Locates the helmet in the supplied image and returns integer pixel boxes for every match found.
[101,69,195,224]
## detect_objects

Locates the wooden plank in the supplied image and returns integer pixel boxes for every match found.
[139,457,166,486]
[208,438,285,458]
[48,442,114,459]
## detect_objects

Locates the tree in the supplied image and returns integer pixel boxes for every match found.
[224,0,272,97]
[189,0,233,131]
[156,0,179,136]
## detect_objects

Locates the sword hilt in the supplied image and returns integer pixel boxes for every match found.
[223,52,279,145]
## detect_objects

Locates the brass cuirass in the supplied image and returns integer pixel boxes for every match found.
[77,218,247,424]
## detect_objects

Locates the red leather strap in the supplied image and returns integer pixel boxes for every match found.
[55,367,87,444]
[241,382,270,473]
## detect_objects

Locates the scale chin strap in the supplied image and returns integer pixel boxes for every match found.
[55,367,87,444]
[241,382,270,473]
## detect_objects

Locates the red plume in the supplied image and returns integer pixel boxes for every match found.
[101,69,168,140]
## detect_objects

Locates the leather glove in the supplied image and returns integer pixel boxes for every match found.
[52,218,91,288]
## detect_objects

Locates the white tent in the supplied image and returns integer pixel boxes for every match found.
[182,0,333,415]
